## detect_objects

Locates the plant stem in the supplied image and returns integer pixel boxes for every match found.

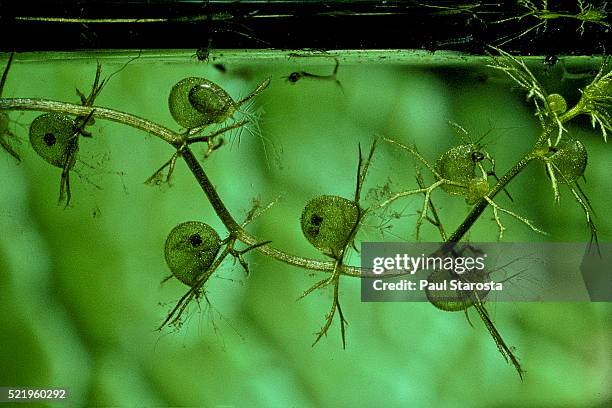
[0,91,576,275]
[0,98,182,146]
[0,97,361,277]
[180,147,360,276]
[447,96,584,243]
[447,154,537,242]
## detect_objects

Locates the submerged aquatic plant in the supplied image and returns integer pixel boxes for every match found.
[494,0,610,46]
[0,47,609,380]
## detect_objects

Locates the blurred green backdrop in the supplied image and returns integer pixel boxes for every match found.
[0,50,610,407]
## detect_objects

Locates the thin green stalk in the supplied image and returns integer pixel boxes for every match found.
[0,97,361,277]
[180,147,360,276]
[447,154,537,243]
[0,98,182,146]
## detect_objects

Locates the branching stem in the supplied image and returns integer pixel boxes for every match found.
[0,71,587,275]
[448,154,537,242]
[0,97,361,277]
[0,98,182,146]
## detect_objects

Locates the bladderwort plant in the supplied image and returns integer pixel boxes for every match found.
[0,53,19,163]
[0,49,610,380]
[494,0,610,46]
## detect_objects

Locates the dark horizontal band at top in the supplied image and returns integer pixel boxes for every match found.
[0,1,608,54]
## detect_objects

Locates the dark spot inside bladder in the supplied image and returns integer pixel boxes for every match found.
[471,151,484,163]
[308,214,323,237]
[43,132,57,147]
[189,233,203,247]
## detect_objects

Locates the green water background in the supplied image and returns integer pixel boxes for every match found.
[0,50,610,407]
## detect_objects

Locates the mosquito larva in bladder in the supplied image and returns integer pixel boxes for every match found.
[546,93,568,114]
[168,76,270,129]
[168,77,236,129]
